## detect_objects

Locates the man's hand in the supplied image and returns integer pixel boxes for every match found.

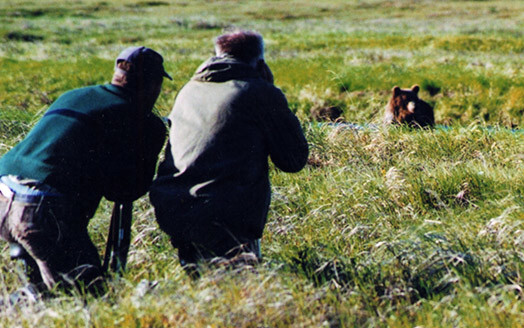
[257,60,274,84]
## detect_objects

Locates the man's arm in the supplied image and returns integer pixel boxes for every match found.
[261,88,309,173]
[102,114,167,202]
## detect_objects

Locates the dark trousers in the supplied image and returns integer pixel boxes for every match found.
[0,192,104,293]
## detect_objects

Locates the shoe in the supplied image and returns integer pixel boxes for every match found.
[211,252,259,268]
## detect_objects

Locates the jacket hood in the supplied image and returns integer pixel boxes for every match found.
[192,56,260,83]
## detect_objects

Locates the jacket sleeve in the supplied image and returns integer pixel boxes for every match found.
[260,87,309,173]
[102,114,167,202]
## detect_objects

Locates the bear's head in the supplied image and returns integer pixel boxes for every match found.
[384,85,435,128]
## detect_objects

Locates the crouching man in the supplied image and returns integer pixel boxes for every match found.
[150,30,308,271]
[0,46,170,295]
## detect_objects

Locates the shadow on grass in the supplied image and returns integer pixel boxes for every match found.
[5,32,44,42]
[126,1,170,8]
[287,234,518,304]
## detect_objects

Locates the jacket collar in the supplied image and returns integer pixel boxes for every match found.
[104,84,134,101]
[192,56,260,83]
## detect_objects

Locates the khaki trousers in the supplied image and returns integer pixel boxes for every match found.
[0,192,104,293]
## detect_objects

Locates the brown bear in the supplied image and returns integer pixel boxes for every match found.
[384,85,435,128]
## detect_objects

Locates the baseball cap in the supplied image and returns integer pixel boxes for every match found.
[115,46,172,80]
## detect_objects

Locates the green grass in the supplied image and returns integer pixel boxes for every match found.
[1,0,524,327]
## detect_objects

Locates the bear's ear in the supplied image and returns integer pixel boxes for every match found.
[392,86,401,96]
[411,85,420,94]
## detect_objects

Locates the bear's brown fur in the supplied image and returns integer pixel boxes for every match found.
[384,85,434,128]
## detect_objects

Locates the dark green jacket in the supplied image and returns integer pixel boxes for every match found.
[150,57,308,246]
[0,84,166,221]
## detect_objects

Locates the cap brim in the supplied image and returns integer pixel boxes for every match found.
[163,71,173,80]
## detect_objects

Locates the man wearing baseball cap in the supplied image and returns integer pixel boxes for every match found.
[0,46,169,297]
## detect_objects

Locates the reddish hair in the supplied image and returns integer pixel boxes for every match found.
[215,30,264,63]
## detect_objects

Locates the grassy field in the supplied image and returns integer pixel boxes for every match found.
[1,0,524,327]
